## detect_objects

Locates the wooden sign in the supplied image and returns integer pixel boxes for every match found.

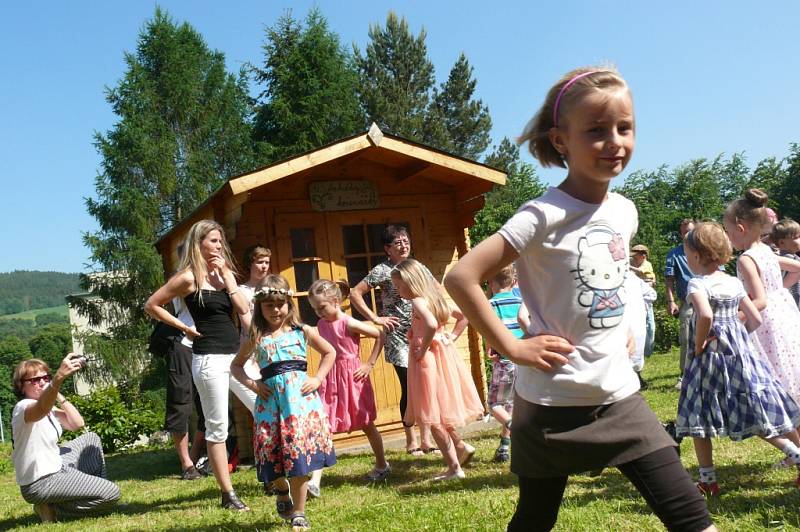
[309,180,379,211]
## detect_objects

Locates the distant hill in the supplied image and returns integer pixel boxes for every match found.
[0,270,81,316]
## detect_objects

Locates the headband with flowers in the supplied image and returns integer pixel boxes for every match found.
[254,287,294,299]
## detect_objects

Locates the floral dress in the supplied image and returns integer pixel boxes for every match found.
[676,274,800,440]
[253,327,336,483]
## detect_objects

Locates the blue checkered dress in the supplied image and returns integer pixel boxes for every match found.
[676,275,800,441]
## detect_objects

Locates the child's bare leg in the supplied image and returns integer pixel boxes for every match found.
[404,424,419,451]
[430,424,459,472]
[693,437,713,468]
[364,421,388,469]
[289,475,309,515]
[420,424,436,450]
[491,405,512,438]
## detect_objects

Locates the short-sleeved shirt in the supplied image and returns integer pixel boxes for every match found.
[780,251,800,309]
[499,187,640,407]
[12,399,63,485]
[490,290,524,341]
[635,259,656,284]
[664,244,694,303]
[363,260,434,367]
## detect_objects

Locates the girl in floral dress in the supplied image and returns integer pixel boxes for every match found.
[231,275,336,531]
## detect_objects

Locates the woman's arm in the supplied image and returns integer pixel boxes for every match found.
[351,279,400,331]
[302,325,336,393]
[444,234,573,370]
[411,298,438,359]
[346,317,381,339]
[144,270,201,338]
[688,291,713,355]
[737,255,767,311]
[53,391,84,431]
[24,353,82,424]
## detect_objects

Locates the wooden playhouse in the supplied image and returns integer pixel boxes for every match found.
[155,124,506,453]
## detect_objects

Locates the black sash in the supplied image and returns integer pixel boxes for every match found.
[260,360,307,381]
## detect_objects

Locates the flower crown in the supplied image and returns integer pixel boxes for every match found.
[254,287,294,299]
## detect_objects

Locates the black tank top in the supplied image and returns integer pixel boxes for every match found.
[185,290,239,354]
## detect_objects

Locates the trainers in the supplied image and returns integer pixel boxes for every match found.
[195,456,211,476]
[696,481,720,497]
[306,482,321,499]
[221,490,249,511]
[181,465,202,480]
[493,446,510,463]
[674,378,683,391]
[365,463,391,482]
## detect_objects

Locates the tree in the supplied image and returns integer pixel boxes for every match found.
[424,53,492,159]
[28,323,73,371]
[0,335,31,368]
[72,8,256,392]
[470,138,546,246]
[773,143,800,221]
[354,12,435,141]
[252,9,364,162]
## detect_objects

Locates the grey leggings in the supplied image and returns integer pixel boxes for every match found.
[20,432,120,516]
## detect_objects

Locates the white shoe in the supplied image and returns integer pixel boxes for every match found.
[306,483,320,499]
[674,378,683,391]
[433,469,465,482]
[456,443,476,466]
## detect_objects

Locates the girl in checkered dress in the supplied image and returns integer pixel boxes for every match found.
[676,222,800,496]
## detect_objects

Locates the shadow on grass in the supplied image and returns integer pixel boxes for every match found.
[106,447,179,481]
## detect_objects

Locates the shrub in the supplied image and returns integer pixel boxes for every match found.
[653,306,680,353]
[67,386,161,453]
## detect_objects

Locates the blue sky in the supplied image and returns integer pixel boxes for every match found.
[2,1,799,273]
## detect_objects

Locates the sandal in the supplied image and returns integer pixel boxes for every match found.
[456,443,476,467]
[290,512,311,530]
[275,487,294,520]
[221,490,249,512]
[422,447,442,456]
[406,447,424,457]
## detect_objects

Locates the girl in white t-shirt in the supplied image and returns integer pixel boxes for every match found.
[446,67,715,531]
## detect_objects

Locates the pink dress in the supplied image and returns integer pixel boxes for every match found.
[405,317,484,428]
[741,243,800,403]
[316,316,377,433]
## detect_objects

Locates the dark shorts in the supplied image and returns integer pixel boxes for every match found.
[511,392,676,478]
[165,340,205,433]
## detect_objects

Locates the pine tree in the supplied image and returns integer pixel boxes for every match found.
[425,53,491,159]
[252,9,364,162]
[72,8,256,392]
[354,12,435,141]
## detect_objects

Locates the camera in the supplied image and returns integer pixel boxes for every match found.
[76,356,88,368]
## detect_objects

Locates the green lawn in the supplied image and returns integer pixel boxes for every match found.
[1,350,799,531]
[0,305,69,322]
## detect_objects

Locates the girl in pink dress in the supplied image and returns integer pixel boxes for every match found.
[307,280,389,495]
[391,259,484,481]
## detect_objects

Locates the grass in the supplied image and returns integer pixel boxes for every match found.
[0,305,69,322]
[1,349,800,531]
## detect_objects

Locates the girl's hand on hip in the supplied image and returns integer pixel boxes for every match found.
[255,381,272,401]
[301,376,322,395]
[353,363,372,381]
[511,334,573,371]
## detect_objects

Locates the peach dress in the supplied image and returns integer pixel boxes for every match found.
[404,316,484,428]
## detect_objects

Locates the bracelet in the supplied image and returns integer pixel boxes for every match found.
[228,289,239,296]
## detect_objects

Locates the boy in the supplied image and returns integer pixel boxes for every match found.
[486,265,524,462]
[772,218,800,309]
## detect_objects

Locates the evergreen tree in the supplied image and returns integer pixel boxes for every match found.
[252,9,364,162]
[73,8,256,392]
[354,12,435,141]
[425,53,491,159]
[470,138,546,246]
[773,144,800,221]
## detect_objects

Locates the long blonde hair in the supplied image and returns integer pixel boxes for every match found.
[250,274,303,342]
[391,259,450,325]
[177,220,238,303]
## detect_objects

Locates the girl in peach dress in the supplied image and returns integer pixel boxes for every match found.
[391,259,484,481]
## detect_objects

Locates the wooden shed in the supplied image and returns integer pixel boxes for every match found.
[155,124,506,452]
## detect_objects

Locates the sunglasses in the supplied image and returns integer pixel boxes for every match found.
[24,374,52,385]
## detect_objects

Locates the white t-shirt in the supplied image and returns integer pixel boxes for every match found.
[173,296,194,348]
[499,187,640,406]
[11,399,63,485]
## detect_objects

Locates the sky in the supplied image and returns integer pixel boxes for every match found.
[2,1,799,273]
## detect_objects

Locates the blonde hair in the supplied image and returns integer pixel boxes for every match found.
[771,218,800,244]
[250,274,303,341]
[308,279,350,305]
[391,259,450,325]
[685,222,732,267]
[724,188,770,231]
[12,359,50,398]
[518,66,629,168]
[178,220,238,303]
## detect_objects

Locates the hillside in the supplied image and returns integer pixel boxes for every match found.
[0,270,81,316]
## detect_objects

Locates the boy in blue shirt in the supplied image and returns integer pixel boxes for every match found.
[486,265,524,462]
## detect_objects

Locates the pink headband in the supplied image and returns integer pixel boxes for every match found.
[552,71,599,127]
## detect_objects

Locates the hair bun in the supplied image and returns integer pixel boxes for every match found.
[745,188,768,208]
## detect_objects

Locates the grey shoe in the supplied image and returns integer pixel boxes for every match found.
[181,465,202,480]
[306,482,320,499]
[365,463,391,482]
[194,456,211,476]
[493,447,510,463]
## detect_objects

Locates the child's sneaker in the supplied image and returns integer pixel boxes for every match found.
[696,481,720,497]
[306,482,320,499]
[493,446,510,463]
[365,463,391,482]
[290,513,311,531]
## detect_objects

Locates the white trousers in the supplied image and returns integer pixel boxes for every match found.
[191,353,258,443]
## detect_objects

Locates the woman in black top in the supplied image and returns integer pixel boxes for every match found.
[145,219,253,511]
